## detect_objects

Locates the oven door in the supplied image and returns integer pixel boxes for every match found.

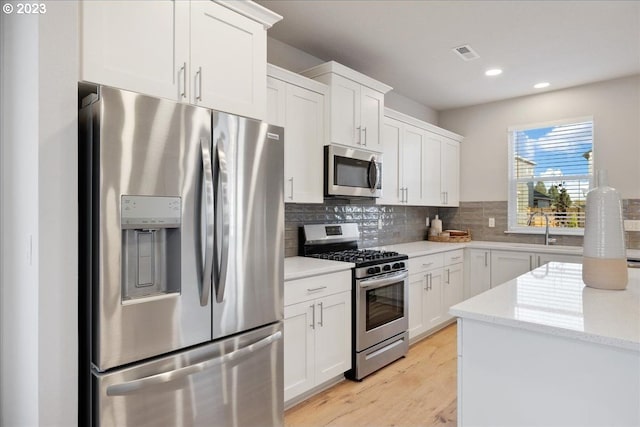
[355,271,408,352]
[325,145,382,198]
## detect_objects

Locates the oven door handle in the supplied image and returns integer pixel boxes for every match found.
[359,271,408,290]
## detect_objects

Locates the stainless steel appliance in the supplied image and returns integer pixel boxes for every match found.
[301,223,408,380]
[79,85,284,426]
[324,145,382,198]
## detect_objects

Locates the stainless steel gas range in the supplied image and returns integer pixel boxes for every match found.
[301,223,409,380]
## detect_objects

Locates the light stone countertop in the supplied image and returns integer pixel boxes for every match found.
[284,256,354,281]
[450,262,640,352]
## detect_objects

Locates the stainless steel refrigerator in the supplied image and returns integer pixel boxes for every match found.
[78,86,284,426]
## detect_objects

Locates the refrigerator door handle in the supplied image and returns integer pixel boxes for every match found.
[106,330,283,397]
[200,137,214,306]
[213,139,230,303]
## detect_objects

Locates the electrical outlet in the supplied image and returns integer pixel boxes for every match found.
[425,217,430,227]
[488,217,495,228]
[624,220,640,231]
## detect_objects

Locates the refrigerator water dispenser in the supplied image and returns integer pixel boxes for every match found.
[121,195,181,301]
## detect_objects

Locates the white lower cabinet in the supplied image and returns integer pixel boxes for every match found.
[466,249,491,298]
[408,250,464,340]
[484,249,583,288]
[283,271,351,403]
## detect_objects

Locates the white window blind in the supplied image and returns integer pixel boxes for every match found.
[508,118,594,234]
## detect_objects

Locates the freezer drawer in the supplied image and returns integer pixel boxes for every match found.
[93,322,283,427]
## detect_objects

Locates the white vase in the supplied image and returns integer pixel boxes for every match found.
[582,170,628,290]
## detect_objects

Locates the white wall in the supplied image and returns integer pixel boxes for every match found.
[267,36,439,124]
[439,75,640,201]
[1,2,78,425]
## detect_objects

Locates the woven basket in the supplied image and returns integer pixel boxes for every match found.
[427,229,471,243]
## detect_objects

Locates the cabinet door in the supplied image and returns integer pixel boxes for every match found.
[403,125,425,205]
[314,292,351,384]
[283,302,315,402]
[284,84,325,204]
[442,139,460,206]
[266,77,286,127]
[379,118,403,205]
[424,269,444,330]
[443,263,464,320]
[422,132,443,206]
[491,251,533,287]
[329,74,361,147]
[80,0,185,100]
[190,1,266,119]
[408,273,427,339]
[467,249,492,298]
[359,86,384,150]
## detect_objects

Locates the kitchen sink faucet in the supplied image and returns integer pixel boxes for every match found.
[529,212,557,245]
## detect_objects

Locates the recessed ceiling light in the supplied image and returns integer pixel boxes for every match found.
[485,68,503,76]
[534,82,550,89]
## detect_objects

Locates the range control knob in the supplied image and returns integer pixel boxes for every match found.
[398,262,406,269]
[383,265,391,271]
[392,263,400,269]
[367,267,377,275]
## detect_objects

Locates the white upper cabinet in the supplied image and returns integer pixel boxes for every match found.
[80,1,184,100]
[267,65,327,204]
[381,108,463,207]
[80,0,281,120]
[301,61,391,152]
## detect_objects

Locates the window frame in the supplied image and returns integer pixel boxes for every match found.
[507,116,594,236]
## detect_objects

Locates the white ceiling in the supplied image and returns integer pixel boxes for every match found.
[257,0,640,111]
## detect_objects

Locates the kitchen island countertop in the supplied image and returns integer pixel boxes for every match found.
[451,262,640,351]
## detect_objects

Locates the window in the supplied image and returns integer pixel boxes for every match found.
[508,118,593,235]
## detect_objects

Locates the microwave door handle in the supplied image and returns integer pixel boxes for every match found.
[199,138,214,307]
[368,157,379,192]
[213,138,230,303]
[106,330,283,396]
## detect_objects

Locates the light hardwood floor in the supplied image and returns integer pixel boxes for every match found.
[284,324,457,427]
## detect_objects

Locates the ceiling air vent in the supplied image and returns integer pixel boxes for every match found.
[452,44,480,61]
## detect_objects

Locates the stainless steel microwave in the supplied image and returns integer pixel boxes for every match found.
[324,145,382,198]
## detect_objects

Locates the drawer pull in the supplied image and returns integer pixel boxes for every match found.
[450,256,461,261]
[422,262,434,267]
[307,286,327,293]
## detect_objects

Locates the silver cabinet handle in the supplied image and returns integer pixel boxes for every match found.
[484,252,488,267]
[288,177,294,200]
[428,273,432,290]
[405,187,409,203]
[362,126,367,146]
[195,66,203,101]
[213,139,230,303]
[318,302,324,327]
[310,304,315,329]
[529,255,533,270]
[446,268,450,284]
[106,330,282,396]
[538,255,542,267]
[356,126,362,145]
[307,286,327,293]
[450,256,461,261]
[179,62,186,99]
[422,262,434,267]
[199,138,214,306]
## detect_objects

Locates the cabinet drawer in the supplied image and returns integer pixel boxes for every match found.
[444,249,464,265]
[285,270,351,306]
[409,253,444,274]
